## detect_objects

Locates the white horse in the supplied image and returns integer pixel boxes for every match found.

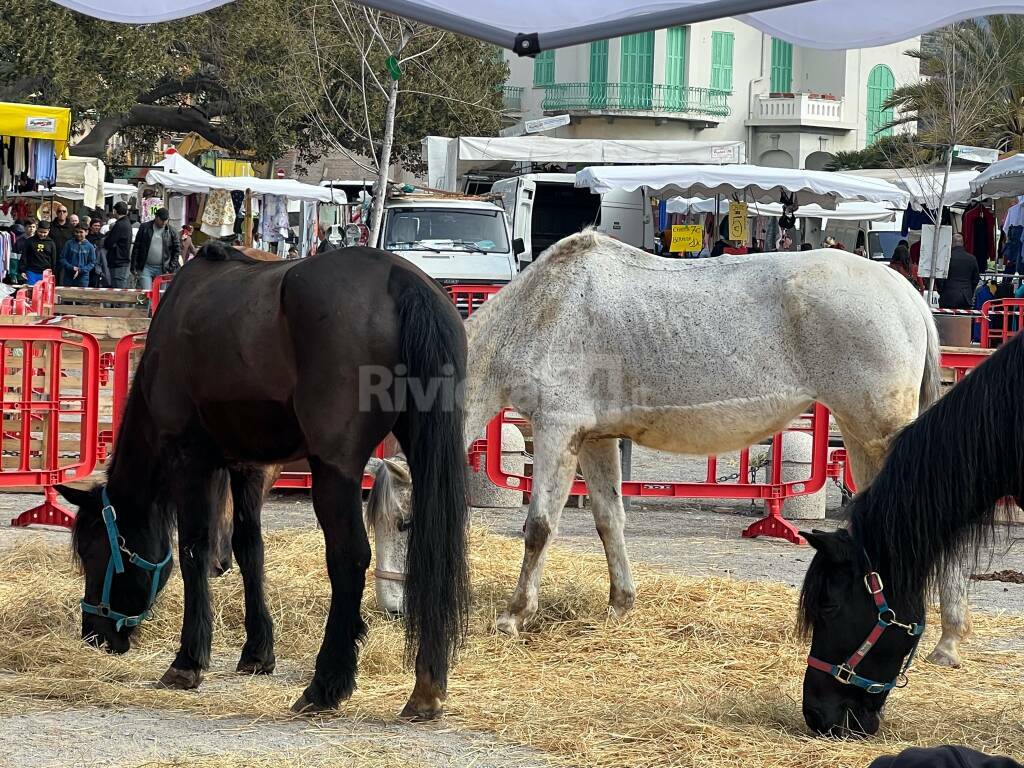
[368,231,971,667]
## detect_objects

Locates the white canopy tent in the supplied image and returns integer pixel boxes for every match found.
[576,164,910,208]
[666,197,897,222]
[18,183,138,202]
[969,154,1024,199]
[424,136,744,192]
[48,1,1024,54]
[145,153,341,203]
[841,168,981,210]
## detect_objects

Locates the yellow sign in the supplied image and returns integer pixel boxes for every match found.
[669,224,703,253]
[728,202,749,242]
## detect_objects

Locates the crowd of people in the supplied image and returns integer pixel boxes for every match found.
[5,201,185,289]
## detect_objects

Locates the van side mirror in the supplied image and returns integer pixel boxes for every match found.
[512,238,525,256]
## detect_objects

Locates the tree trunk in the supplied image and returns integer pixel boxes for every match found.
[69,104,240,158]
[368,75,400,247]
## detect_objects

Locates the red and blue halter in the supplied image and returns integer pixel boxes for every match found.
[806,571,925,694]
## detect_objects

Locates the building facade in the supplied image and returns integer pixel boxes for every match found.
[502,19,920,170]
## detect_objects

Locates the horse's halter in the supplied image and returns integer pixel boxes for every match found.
[81,489,172,632]
[806,570,925,694]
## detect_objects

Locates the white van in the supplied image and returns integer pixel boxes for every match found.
[377,197,521,287]
[491,173,653,266]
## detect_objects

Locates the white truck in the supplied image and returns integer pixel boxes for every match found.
[491,172,653,266]
[377,196,521,289]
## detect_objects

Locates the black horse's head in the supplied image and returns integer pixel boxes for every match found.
[61,484,173,654]
[798,529,923,738]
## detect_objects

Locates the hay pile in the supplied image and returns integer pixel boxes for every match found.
[1,526,1023,768]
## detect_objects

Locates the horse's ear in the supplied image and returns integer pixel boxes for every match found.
[802,529,852,562]
[55,484,96,508]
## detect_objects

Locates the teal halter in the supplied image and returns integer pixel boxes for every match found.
[80,489,172,632]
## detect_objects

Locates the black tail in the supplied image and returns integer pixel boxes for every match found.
[395,275,470,677]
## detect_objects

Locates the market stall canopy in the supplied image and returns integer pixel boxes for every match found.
[969,154,1024,198]
[666,197,897,221]
[47,1,1024,52]
[425,135,744,191]
[841,168,980,209]
[17,182,137,201]
[576,164,910,208]
[0,101,72,156]
[56,156,106,208]
[146,154,340,202]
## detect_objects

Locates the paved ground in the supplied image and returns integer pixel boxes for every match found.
[1,444,1023,767]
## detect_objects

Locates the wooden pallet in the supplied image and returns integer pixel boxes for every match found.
[54,288,150,318]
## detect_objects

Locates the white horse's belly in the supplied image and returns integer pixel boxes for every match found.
[589,389,812,455]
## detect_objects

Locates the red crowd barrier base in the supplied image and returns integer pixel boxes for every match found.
[740,501,804,545]
[11,486,75,529]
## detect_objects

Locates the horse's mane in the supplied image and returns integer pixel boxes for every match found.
[810,335,1024,618]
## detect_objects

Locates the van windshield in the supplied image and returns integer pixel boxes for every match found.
[384,208,509,253]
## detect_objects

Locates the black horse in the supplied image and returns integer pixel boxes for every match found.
[59,242,469,719]
[798,334,1022,737]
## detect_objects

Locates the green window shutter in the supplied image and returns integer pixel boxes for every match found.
[710,31,734,93]
[589,40,609,107]
[866,64,896,139]
[770,38,793,93]
[533,50,555,86]
[620,31,654,109]
[665,27,688,87]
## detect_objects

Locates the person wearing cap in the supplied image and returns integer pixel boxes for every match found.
[59,222,97,288]
[131,206,181,289]
[86,218,109,287]
[21,220,57,285]
[104,201,133,288]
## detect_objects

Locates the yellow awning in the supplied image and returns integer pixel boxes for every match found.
[0,102,73,157]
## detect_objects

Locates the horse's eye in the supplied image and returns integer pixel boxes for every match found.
[821,602,841,618]
[397,519,413,533]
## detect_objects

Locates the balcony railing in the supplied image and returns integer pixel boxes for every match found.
[542,82,730,118]
[751,92,847,127]
[502,86,524,112]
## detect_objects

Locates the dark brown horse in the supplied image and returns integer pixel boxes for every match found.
[60,241,469,718]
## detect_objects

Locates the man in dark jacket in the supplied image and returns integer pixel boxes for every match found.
[130,207,180,289]
[103,201,133,288]
[85,218,109,287]
[938,234,981,310]
[20,221,57,285]
[49,206,74,259]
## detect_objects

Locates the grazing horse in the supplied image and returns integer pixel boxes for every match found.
[458,231,973,667]
[798,333,1024,736]
[59,241,469,719]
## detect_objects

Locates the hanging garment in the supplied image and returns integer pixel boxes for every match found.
[32,140,56,185]
[902,205,951,235]
[1003,196,1024,232]
[166,194,186,231]
[961,204,996,270]
[260,195,290,243]
[1004,225,1023,273]
[200,189,236,238]
[140,196,163,223]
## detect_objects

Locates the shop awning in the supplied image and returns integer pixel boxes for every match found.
[0,101,72,156]
[968,154,1024,199]
[840,168,981,209]
[56,156,106,208]
[576,164,910,207]
[46,1,1024,52]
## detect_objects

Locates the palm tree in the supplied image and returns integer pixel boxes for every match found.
[885,16,1024,153]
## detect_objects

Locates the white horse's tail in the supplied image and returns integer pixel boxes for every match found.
[919,300,942,412]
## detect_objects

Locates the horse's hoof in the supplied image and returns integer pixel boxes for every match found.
[157,666,204,690]
[237,656,276,675]
[608,593,635,619]
[926,647,962,668]
[399,699,443,722]
[495,613,521,637]
[290,693,335,715]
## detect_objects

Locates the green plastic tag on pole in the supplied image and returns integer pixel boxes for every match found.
[386,56,402,80]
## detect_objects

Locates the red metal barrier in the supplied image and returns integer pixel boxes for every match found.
[1,270,55,317]
[2,326,100,529]
[473,405,831,546]
[980,298,1024,348]
[149,274,173,317]
[445,284,501,318]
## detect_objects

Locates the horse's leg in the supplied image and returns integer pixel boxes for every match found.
[496,424,578,637]
[159,465,221,690]
[291,456,369,713]
[578,438,635,617]
[928,559,972,668]
[209,470,234,577]
[231,465,276,675]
